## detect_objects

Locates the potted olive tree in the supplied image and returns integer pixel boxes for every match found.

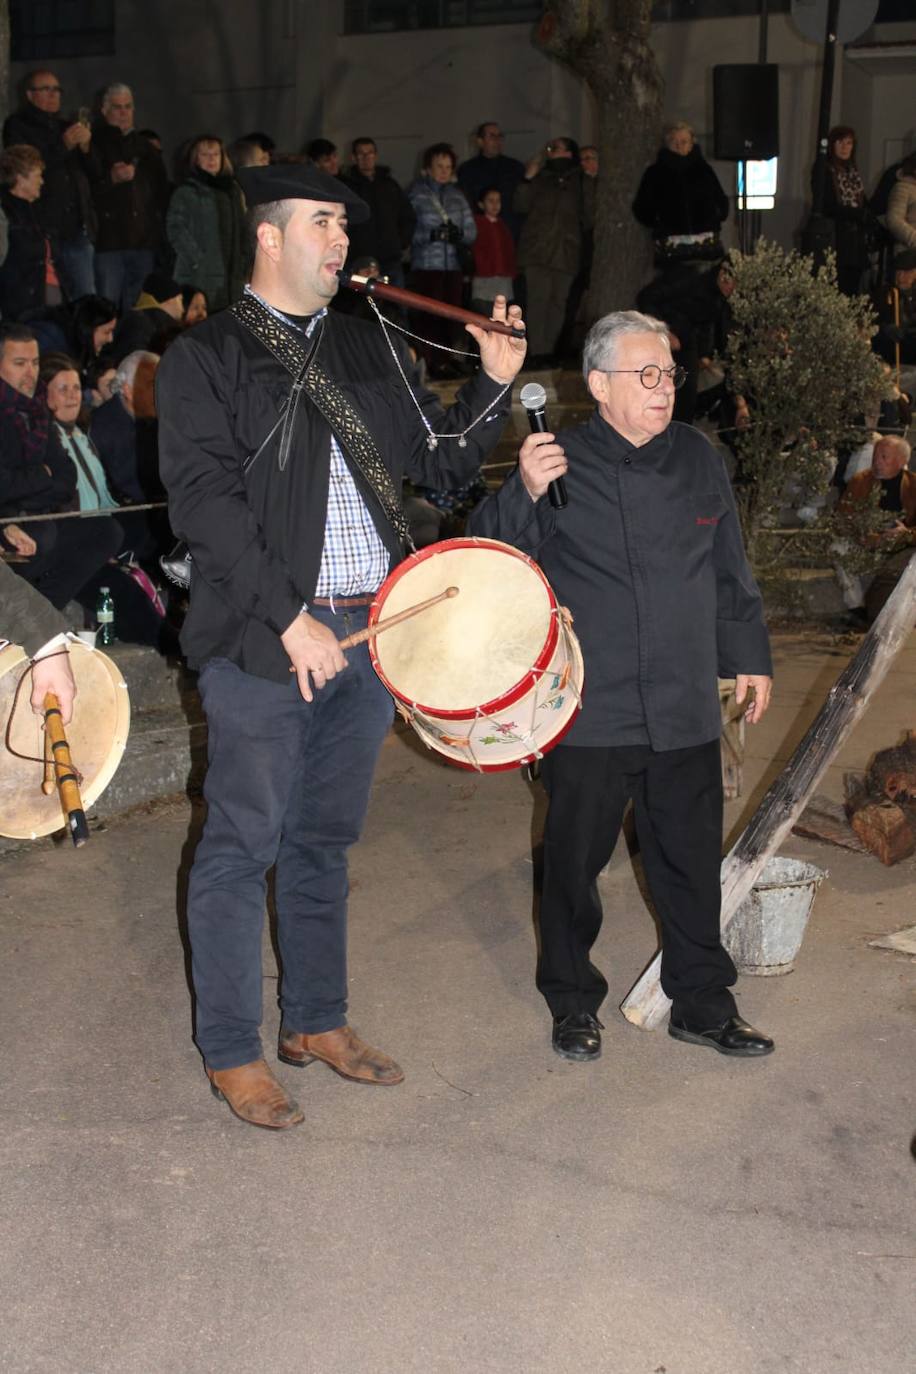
[724,240,890,603]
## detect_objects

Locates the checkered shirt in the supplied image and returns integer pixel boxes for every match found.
[248,291,389,599]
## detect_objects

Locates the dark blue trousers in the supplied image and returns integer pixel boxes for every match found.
[188,606,394,1070]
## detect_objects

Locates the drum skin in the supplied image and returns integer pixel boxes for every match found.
[0,640,130,839]
[369,537,584,772]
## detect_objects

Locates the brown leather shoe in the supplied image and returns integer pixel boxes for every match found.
[206,1057,305,1130]
[278,1025,404,1086]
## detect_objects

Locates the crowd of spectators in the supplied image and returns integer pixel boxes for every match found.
[0,65,912,641]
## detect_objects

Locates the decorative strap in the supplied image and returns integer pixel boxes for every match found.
[303,361,408,544]
[229,294,409,543]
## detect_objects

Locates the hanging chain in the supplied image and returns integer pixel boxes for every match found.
[367,298,512,451]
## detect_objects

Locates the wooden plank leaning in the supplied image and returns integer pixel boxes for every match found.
[620,554,916,1031]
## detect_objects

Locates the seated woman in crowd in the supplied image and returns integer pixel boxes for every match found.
[406,142,476,378]
[181,284,208,326]
[0,144,57,321]
[41,352,168,646]
[166,135,246,312]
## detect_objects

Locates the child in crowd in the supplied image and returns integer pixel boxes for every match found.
[470,187,516,319]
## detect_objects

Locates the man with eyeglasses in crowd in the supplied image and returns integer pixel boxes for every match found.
[469,310,775,1064]
[2,69,96,299]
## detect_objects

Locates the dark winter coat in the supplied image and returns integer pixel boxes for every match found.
[816,162,870,270]
[468,410,771,751]
[0,189,47,320]
[85,123,170,253]
[0,384,77,516]
[513,160,594,275]
[457,152,526,237]
[166,170,246,311]
[339,165,415,269]
[2,104,95,242]
[156,306,512,683]
[633,145,729,240]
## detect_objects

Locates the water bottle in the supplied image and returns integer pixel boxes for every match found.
[96,585,115,645]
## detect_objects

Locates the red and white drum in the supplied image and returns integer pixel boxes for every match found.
[369,537,583,772]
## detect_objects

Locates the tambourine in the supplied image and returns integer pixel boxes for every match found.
[0,640,130,839]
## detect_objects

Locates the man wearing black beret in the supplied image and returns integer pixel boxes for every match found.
[157,163,526,1130]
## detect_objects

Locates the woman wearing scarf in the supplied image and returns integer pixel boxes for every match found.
[166,135,245,312]
[40,351,168,646]
[816,126,871,296]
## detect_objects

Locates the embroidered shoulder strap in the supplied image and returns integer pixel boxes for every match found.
[229,294,408,543]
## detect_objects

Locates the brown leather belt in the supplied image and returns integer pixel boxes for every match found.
[311,593,379,608]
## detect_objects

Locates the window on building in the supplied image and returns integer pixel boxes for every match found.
[652,0,789,18]
[11,0,116,62]
[344,1,541,32]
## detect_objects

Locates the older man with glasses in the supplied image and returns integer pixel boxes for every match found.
[2,68,96,299]
[469,310,775,1063]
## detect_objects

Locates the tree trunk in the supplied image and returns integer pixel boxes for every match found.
[620,553,916,1029]
[0,1,9,125]
[536,0,663,316]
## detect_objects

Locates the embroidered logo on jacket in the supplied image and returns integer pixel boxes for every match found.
[696,515,720,525]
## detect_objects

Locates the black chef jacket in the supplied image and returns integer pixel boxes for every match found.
[467,409,772,751]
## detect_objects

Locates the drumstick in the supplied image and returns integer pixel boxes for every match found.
[42,692,90,847]
[287,587,460,672]
[339,586,459,649]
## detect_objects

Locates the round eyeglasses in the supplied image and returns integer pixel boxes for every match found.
[604,364,687,390]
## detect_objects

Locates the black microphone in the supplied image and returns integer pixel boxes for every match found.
[520,381,567,510]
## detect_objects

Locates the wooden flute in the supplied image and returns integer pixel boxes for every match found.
[336,270,526,339]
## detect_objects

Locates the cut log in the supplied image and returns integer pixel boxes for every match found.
[850,801,916,865]
[792,794,869,852]
[865,732,916,803]
[621,554,916,1030]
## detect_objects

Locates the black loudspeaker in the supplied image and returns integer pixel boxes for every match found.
[713,64,779,161]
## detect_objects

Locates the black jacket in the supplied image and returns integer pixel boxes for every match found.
[633,146,729,239]
[85,123,170,253]
[467,411,771,751]
[157,306,512,682]
[2,105,95,242]
[339,166,415,267]
[0,189,47,319]
[0,405,77,517]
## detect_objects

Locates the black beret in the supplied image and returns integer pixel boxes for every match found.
[894,248,916,271]
[236,163,370,223]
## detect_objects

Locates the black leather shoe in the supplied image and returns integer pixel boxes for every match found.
[552,1012,604,1062]
[668,1013,774,1057]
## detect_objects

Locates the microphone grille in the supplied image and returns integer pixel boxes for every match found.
[519,382,547,411]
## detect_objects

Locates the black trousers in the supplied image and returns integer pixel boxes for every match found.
[4,516,122,611]
[538,740,737,1023]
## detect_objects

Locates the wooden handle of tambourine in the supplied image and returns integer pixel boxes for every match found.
[338,586,459,649]
[43,692,90,847]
